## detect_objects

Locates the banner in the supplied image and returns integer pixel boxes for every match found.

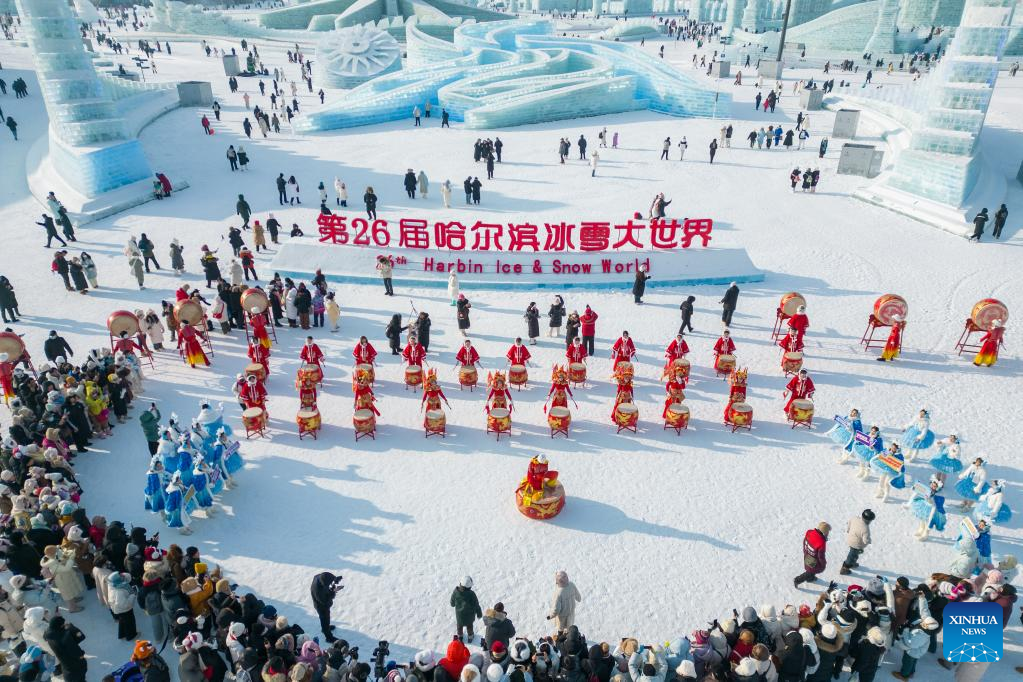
[316,213,714,252]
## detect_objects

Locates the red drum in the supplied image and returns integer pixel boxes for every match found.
[671,357,690,380]
[789,398,814,427]
[240,288,269,314]
[297,363,322,385]
[664,403,689,432]
[107,310,140,337]
[515,480,566,520]
[779,292,806,318]
[405,365,423,388]
[614,403,639,432]
[487,407,511,437]
[242,407,266,438]
[715,353,736,374]
[781,351,803,375]
[725,402,753,431]
[569,362,586,385]
[873,294,908,326]
[297,409,321,439]
[509,364,528,387]
[355,363,374,385]
[548,406,571,437]
[245,363,266,383]
[173,299,204,326]
[0,332,26,363]
[353,409,376,440]
[425,409,446,437]
[459,365,478,387]
[971,298,1008,330]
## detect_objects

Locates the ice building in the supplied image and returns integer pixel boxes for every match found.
[295,19,726,132]
[315,26,402,88]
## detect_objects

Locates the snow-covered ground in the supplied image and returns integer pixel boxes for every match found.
[0,27,1021,678]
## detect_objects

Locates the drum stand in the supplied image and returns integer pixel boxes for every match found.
[511,381,527,392]
[771,308,787,340]
[664,419,687,435]
[459,381,476,392]
[245,420,267,439]
[245,312,278,345]
[425,424,445,438]
[859,315,889,351]
[788,414,813,430]
[487,423,510,441]
[725,417,752,433]
[196,325,215,357]
[955,319,984,356]
[616,421,637,435]
[550,424,569,439]
[355,426,376,441]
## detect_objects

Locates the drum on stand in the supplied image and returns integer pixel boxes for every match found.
[242,407,267,438]
[548,406,571,438]
[789,398,814,428]
[971,298,1009,330]
[487,407,511,440]
[458,365,478,389]
[715,353,736,375]
[240,288,269,314]
[297,363,323,385]
[355,363,375,385]
[0,332,26,365]
[614,402,639,433]
[425,409,446,437]
[107,310,140,338]
[725,402,753,432]
[297,409,321,439]
[779,292,806,318]
[404,365,423,390]
[672,357,690,380]
[245,363,266,383]
[873,294,908,326]
[664,403,689,433]
[509,364,528,389]
[353,409,376,440]
[781,351,803,375]
[173,299,205,327]
[569,362,586,386]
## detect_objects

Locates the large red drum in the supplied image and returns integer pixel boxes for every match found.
[971,298,1008,330]
[240,288,269,314]
[515,481,566,520]
[779,292,806,318]
[873,294,908,326]
[0,332,25,362]
[107,310,140,337]
[173,299,205,326]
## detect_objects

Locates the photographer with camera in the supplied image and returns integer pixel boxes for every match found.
[311,571,344,643]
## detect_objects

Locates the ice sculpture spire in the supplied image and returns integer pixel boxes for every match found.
[15,0,151,198]
[864,0,900,55]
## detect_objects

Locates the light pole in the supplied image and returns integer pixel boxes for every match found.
[775,0,791,63]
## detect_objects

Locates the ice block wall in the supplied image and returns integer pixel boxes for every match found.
[884,0,1014,206]
[15,0,152,197]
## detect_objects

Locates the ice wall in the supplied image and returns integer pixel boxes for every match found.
[15,0,151,197]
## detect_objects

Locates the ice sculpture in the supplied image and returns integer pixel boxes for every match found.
[864,0,900,54]
[258,0,506,30]
[882,0,1015,206]
[15,0,151,197]
[295,19,727,133]
[315,26,402,88]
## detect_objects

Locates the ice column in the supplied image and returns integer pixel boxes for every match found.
[864,0,901,55]
[885,0,1015,206]
[15,0,151,197]
[741,0,761,30]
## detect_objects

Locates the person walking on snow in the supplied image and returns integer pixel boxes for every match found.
[839,509,874,575]
[720,281,739,327]
[451,576,482,643]
[660,137,671,160]
[793,521,830,587]
[678,136,687,160]
[590,151,599,177]
[547,570,581,634]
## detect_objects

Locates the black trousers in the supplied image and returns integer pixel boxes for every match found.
[582,335,594,356]
[722,305,735,326]
[315,602,332,635]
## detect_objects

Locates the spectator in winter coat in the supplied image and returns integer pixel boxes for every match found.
[43,615,87,682]
[440,639,471,680]
[807,624,842,682]
[451,576,483,642]
[548,570,581,633]
[892,618,937,680]
[719,282,739,327]
[483,603,516,652]
[579,307,598,356]
[738,606,773,651]
[627,645,666,682]
[775,630,808,681]
[688,631,721,678]
[678,296,695,333]
[43,330,74,363]
[588,644,616,682]
[794,522,830,587]
[840,509,874,574]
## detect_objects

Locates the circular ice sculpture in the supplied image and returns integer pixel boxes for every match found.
[315,26,402,89]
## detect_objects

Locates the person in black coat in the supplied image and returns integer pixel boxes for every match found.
[679,295,695,333]
[547,295,565,336]
[43,330,74,362]
[415,312,432,351]
[456,296,471,335]
[483,602,516,652]
[64,394,93,451]
[404,170,417,199]
[385,314,405,354]
[849,627,885,682]
[463,177,472,205]
[0,275,18,323]
[775,630,809,681]
[310,571,343,642]
[44,615,88,682]
[632,265,651,304]
[197,643,230,682]
[587,644,615,682]
[969,208,988,242]
[719,282,739,326]
[294,283,312,329]
[5,531,43,578]
[993,203,1008,239]
[364,187,378,220]
[565,312,580,348]
[470,178,482,205]
[525,303,540,343]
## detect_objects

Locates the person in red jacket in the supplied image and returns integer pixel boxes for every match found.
[250,308,271,350]
[456,339,481,367]
[402,334,427,367]
[175,285,190,301]
[566,336,587,364]
[239,374,267,410]
[611,331,636,369]
[506,338,531,366]
[778,328,803,353]
[787,305,809,343]
[794,521,830,586]
[300,336,324,370]
[113,330,145,359]
[247,340,270,374]
[663,333,689,378]
[353,336,377,365]
[712,329,736,373]
[580,305,598,356]
[783,369,815,415]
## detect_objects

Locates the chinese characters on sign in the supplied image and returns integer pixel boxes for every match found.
[316,213,714,251]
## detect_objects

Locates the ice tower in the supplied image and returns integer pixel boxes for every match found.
[16,0,152,199]
[884,0,1014,206]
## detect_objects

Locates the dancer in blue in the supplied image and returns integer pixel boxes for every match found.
[157,429,179,473]
[929,433,963,480]
[144,456,167,513]
[167,413,187,441]
[950,520,981,577]
[955,457,988,510]
[974,479,1012,524]
[870,442,906,501]
[900,408,935,462]
[191,456,216,516]
[830,408,862,462]
[905,475,946,541]
[211,428,243,489]
[196,400,232,440]
[975,519,992,571]
[853,425,883,479]
[164,471,192,535]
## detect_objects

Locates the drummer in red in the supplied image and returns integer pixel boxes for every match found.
[354,376,381,416]
[353,336,378,366]
[402,333,427,368]
[248,341,270,375]
[249,307,272,350]
[611,331,637,369]
[0,353,14,404]
[783,369,815,415]
[788,305,809,343]
[506,338,531,367]
[974,319,1005,367]
[566,337,587,364]
[239,374,267,411]
[300,337,325,376]
[713,329,736,363]
[177,324,210,368]
[113,330,145,358]
[663,333,689,378]
[877,314,904,362]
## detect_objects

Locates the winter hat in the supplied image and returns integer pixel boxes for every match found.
[126,543,140,557]
[229,622,246,637]
[461,664,481,682]
[921,617,939,631]
[133,640,155,661]
[494,602,505,613]
[734,658,757,676]
[275,616,290,630]
[183,632,203,651]
[690,630,708,646]
[986,569,1005,587]
[490,641,506,655]
[675,660,696,680]
[836,608,857,627]
[819,623,838,643]
[866,627,885,646]
[66,526,85,543]
[759,604,777,619]
[641,664,656,678]
[998,555,1018,571]
[290,663,310,681]
[741,606,757,623]
[861,509,875,521]
[853,600,872,617]
[9,575,27,590]
[415,650,437,672]
[460,576,473,589]
[486,664,504,682]
[262,605,278,619]
[866,578,884,597]
[510,640,531,663]
[817,521,832,536]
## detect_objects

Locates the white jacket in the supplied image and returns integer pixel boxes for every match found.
[0,599,24,639]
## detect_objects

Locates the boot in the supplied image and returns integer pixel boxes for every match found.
[839,566,851,575]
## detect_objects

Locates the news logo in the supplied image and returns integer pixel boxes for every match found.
[943,602,1003,663]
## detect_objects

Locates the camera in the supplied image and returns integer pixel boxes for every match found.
[373,640,390,680]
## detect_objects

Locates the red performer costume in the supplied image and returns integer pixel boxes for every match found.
[0,356,13,403]
[525,455,558,493]
[300,340,325,368]
[402,340,427,367]
[506,343,531,366]
[783,372,815,414]
[297,377,317,408]
[973,321,1005,367]
[545,366,573,410]
[353,378,381,415]
[456,345,481,367]
[353,340,378,365]
[113,333,143,357]
[713,334,736,356]
[239,377,267,410]
[663,335,690,379]
[663,378,686,418]
[566,341,587,364]
[787,306,809,343]
[612,362,635,421]
[250,313,271,350]
[177,325,210,367]
[248,342,270,374]
[486,372,513,413]
[879,316,904,362]
[421,371,450,412]
[611,335,637,368]
[778,331,804,353]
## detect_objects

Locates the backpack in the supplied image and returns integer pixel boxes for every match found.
[112,661,145,682]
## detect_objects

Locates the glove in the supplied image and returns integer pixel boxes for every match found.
[827,580,837,592]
